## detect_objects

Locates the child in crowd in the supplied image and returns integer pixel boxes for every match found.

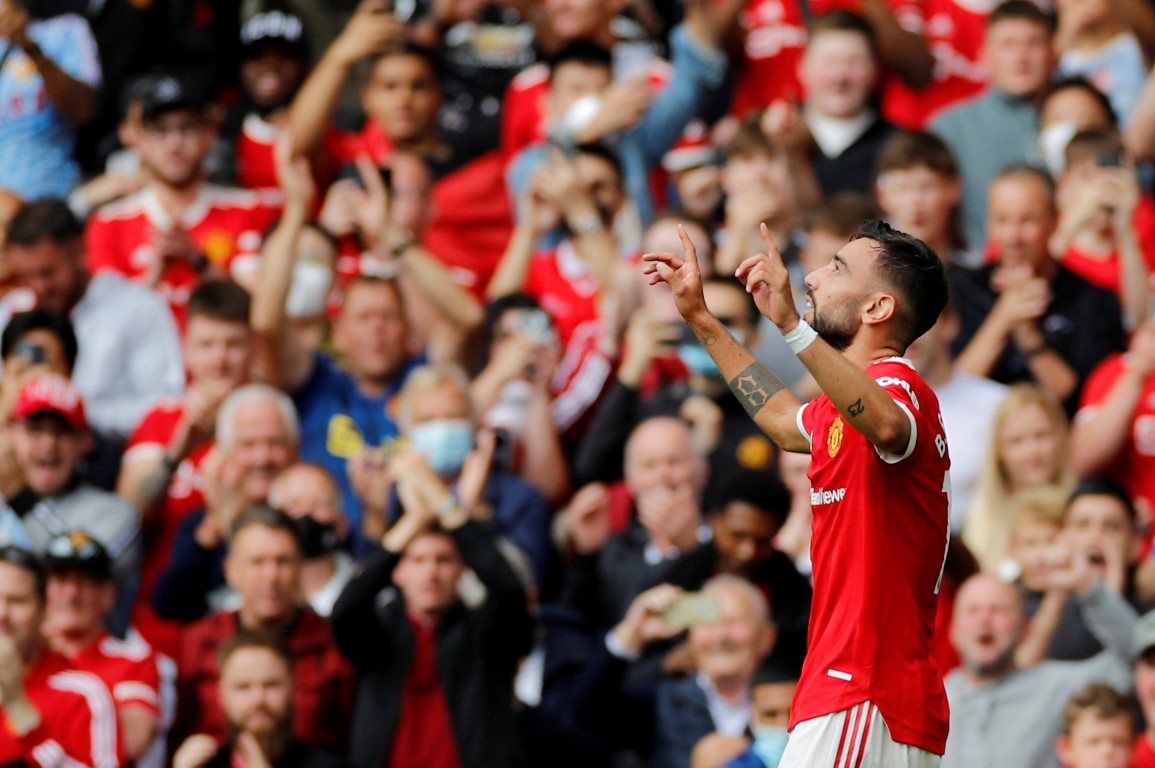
[1054,683,1134,768]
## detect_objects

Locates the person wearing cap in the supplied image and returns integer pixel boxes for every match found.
[221,10,312,193]
[3,373,141,637]
[42,531,170,768]
[1130,609,1155,766]
[0,545,124,768]
[0,0,100,200]
[83,71,281,329]
[943,567,1137,768]
[0,199,186,463]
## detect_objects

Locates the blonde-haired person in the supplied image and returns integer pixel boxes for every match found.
[963,384,1077,574]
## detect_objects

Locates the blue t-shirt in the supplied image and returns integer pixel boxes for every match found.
[0,14,101,198]
[293,352,422,546]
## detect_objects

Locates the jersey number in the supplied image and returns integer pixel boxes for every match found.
[935,469,952,595]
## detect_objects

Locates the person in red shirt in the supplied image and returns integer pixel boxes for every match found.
[41,531,171,768]
[0,545,122,768]
[84,74,280,328]
[114,279,254,657]
[644,217,951,764]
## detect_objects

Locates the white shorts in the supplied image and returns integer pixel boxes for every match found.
[779,701,941,768]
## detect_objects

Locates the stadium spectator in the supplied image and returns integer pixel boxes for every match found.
[171,631,346,768]
[1133,610,1155,766]
[1054,0,1149,127]
[689,664,798,768]
[1037,77,1119,178]
[1054,683,1135,768]
[0,545,123,768]
[42,531,171,768]
[174,505,354,754]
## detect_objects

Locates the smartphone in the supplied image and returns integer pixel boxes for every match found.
[1098,151,1123,168]
[15,341,46,364]
[664,592,720,630]
[336,163,393,191]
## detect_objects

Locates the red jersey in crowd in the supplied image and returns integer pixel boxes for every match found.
[880,0,993,127]
[85,185,281,329]
[122,401,212,658]
[1077,353,1155,519]
[0,651,122,768]
[1059,197,1155,297]
[1132,733,1155,767]
[525,241,602,350]
[793,357,951,755]
[730,0,809,116]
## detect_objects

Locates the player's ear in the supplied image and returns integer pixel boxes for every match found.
[861,293,896,326]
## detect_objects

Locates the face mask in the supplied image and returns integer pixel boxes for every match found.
[678,343,721,378]
[293,515,341,559]
[285,259,334,319]
[750,725,790,767]
[1038,121,1078,177]
[408,419,474,477]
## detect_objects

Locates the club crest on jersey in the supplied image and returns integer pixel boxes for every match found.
[827,416,844,457]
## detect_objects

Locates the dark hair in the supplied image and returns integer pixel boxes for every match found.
[576,141,623,180]
[0,546,47,603]
[368,42,443,83]
[343,274,406,316]
[992,162,1057,210]
[217,627,294,671]
[1061,683,1133,735]
[705,469,793,528]
[987,0,1055,32]
[1065,127,1125,169]
[187,279,252,325]
[548,41,613,79]
[851,219,948,348]
[7,199,84,247]
[1066,477,1137,524]
[1041,76,1117,127]
[1,309,79,373]
[724,114,779,162]
[230,504,302,553]
[807,10,879,57]
[801,193,880,238]
[877,131,959,178]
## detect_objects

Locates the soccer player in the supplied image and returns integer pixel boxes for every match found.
[643,219,951,766]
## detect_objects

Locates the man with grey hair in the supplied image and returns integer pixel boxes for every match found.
[943,560,1137,768]
[150,384,300,623]
[562,416,710,627]
[652,575,777,768]
[360,362,551,587]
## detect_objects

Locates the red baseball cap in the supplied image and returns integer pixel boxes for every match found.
[12,374,87,432]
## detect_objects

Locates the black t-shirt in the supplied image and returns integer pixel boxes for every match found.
[948,263,1125,412]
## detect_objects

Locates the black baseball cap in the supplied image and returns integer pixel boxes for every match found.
[139,74,207,122]
[44,531,113,581]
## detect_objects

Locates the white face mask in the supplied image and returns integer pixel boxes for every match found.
[285,260,334,319]
[1038,121,1078,177]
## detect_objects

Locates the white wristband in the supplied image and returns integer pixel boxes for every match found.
[783,319,819,354]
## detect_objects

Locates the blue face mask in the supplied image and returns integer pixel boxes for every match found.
[678,343,721,378]
[408,419,474,477]
[750,725,789,767]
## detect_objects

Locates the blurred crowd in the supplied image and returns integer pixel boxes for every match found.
[1,0,1155,766]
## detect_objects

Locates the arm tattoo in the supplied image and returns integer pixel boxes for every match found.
[729,362,787,420]
[848,398,866,417]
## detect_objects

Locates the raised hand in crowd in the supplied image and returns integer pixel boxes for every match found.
[172,735,218,768]
[348,446,394,542]
[617,308,682,388]
[562,481,611,555]
[611,583,686,656]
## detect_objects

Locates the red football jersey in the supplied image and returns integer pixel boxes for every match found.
[123,402,211,657]
[793,357,951,755]
[1078,354,1155,519]
[881,0,993,128]
[730,0,808,116]
[525,242,602,351]
[85,185,281,329]
[1132,733,1155,768]
[0,651,122,768]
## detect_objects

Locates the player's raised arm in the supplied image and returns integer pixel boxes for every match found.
[642,226,809,453]
[734,225,914,456]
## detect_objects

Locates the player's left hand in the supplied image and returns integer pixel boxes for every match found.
[734,223,801,334]
[642,225,710,325]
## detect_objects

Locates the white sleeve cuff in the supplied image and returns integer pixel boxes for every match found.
[874,400,918,464]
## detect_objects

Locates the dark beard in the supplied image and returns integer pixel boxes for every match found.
[814,316,854,351]
[229,715,294,763]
